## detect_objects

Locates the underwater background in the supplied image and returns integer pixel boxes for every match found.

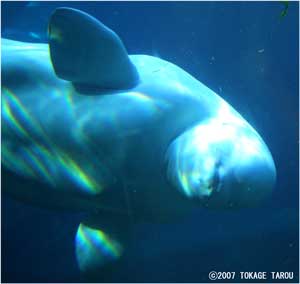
[1,1,299,283]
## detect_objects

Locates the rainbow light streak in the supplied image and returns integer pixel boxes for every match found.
[2,87,104,195]
[54,87,83,141]
[2,95,29,139]
[130,91,152,103]
[1,145,36,177]
[57,153,102,194]
[2,88,49,142]
[76,108,100,145]
[178,171,191,197]
[76,223,122,268]
[126,92,159,116]
[22,146,54,186]
[65,89,76,117]
[48,25,63,43]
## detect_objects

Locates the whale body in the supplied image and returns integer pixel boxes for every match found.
[1,7,276,274]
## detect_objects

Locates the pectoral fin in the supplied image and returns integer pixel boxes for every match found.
[48,7,139,92]
[75,211,131,273]
[75,223,123,272]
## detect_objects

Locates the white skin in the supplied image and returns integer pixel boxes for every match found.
[1,10,276,272]
[2,38,276,217]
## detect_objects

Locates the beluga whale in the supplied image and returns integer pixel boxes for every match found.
[1,7,276,275]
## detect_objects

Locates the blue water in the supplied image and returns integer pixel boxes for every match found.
[1,1,299,282]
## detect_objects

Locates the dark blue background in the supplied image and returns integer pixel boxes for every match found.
[1,1,299,282]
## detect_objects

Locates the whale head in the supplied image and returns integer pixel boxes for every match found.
[166,100,276,209]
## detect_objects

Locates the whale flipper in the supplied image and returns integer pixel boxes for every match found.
[75,223,123,273]
[48,7,139,92]
[75,212,131,273]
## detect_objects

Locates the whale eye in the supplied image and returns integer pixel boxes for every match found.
[197,160,222,196]
[210,165,221,192]
[197,178,214,196]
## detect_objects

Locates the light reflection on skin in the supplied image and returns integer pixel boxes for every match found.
[1,19,276,271]
[48,25,63,43]
[2,39,275,209]
[123,91,161,117]
[1,82,164,196]
[167,98,266,199]
[1,87,104,194]
[172,81,192,94]
[2,88,33,140]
